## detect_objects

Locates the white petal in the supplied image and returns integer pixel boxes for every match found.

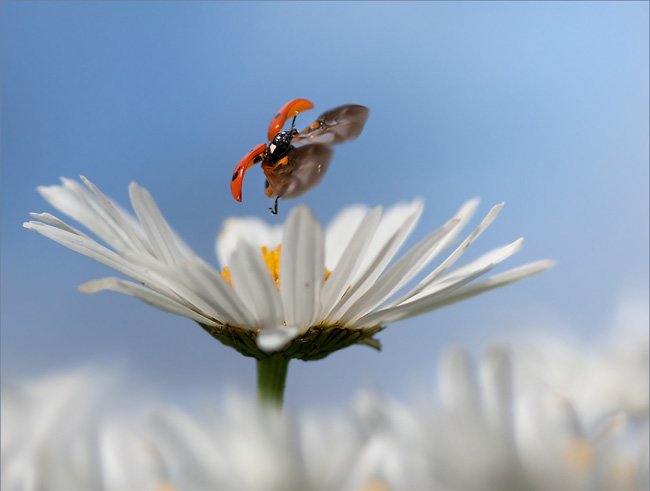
[366,198,480,314]
[357,264,490,326]
[28,212,89,237]
[128,183,186,264]
[358,237,526,326]
[439,347,481,418]
[24,221,149,281]
[589,413,627,445]
[215,217,282,269]
[319,207,382,320]
[124,254,256,327]
[88,255,228,323]
[480,346,514,436]
[405,238,525,302]
[80,176,152,255]
[359,259,553,326]
[339,214,461,324]
[79,277,218,326]
[256,326,300,352]
[326,201,423,323]
[324,205,370,270]
[25,219,255,328]
[229,242,284,329]
[38,178,129,250]
[353,199,423,283]
[413,259,556,309]
[280,206,324,328]
[24,219,186,307]
[389,202,503,307]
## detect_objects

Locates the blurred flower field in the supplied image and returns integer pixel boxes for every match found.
[3,294,647,491]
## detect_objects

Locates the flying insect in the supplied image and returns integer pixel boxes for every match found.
[230,98,369,214]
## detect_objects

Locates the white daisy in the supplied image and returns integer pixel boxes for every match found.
[1,370,172,491]
[24,177,553,360]
[354,347,648,491]
[4,339,646,491]
[1,370,377,491]
[513,292,649,424]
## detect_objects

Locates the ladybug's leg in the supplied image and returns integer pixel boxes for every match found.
[269,196,280,215]
[268,99,314,141]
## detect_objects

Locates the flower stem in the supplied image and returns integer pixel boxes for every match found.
[256,355,290,408]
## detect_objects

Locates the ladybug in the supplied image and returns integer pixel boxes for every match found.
[230,98,369,214]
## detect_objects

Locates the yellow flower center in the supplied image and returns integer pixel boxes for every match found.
[261,245,282,286]
[220,244,330,287]
[565,438,595,470]
[361,478,392,491]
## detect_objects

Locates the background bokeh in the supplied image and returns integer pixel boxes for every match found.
[2,2,648,408]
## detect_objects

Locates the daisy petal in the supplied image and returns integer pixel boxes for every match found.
[128,183,185,264]
[79,277,218,326]
[113,254,230,323]
[183,259,258,327]
[216,217,282,269]
[23,221,147,281]
[324,205,370,270]
[280,206,324,329]
[257,326,300,352]
[389,203,504,307]
[357,238,526,326]
[123,254,254,327]
[38,178,128,250]
[418,259,555,309]
[80,176,151,254]
[339,215,461,324]
[319,207,382,320]
[439,347,481,417]
[28,212,89,237]
[354,200,423,282]
[357,264,491,326]
[24,221,199,315]
[229,242,284,329]
[401,238,525,303]
[326,201,423,323]
[480,346,513,436]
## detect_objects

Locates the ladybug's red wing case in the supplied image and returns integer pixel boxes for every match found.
[294,105,369,145]
[263,144,333,199]
[267,99,314,142]
[230,143,266,202]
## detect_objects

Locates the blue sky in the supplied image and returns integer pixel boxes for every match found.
[2,2,648,407]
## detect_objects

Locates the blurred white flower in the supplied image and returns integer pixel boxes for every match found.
[512,292,649,424]
[3,324,647,491]
[1,371,171,491]
[354,346,648,491]
[1,371,374,491]
[24,177,552,359]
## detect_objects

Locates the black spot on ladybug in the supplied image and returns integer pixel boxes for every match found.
[232,171,238,181]
[274,113,280,118]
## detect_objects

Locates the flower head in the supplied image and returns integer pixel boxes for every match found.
[354,346,647,491]
[24,177,553,360]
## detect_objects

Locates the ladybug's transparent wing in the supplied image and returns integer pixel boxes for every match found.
[264,144,333,199]
[293,105,369,146]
